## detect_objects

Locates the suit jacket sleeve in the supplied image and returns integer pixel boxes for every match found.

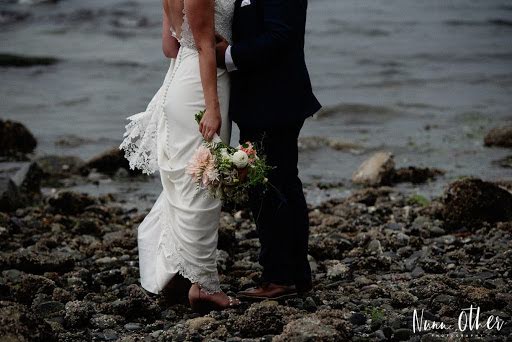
[230,0,297,71]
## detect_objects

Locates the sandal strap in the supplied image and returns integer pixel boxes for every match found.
[228,296,239,307]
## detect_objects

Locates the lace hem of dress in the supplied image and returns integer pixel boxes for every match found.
[157,196,222,295]
[119,58,177,175]
[119,96,161,175]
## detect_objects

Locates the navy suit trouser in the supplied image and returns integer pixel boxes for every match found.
[238,119,312,289]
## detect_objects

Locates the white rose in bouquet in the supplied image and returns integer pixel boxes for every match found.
[231,150,249,168]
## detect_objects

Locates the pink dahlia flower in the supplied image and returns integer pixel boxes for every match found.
[186,145,218,186]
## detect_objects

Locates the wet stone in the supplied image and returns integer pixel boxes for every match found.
[350,312,367,325]
[443,178,512,230]
[393,328,412,341]
[124,322,142,331]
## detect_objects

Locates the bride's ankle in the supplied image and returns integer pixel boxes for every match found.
[189,284,227,299]
[189,283,200,298]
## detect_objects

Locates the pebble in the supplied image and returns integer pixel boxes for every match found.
[95,256,117,264]
[367,239,383,254]
[350,312,367,325]
[124,322,142,331]
[393,328,412,340]
[411,266,425,278]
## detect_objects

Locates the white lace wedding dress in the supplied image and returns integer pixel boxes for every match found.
[120,0,234,294]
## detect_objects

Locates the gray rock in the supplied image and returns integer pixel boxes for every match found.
[303,297,317,312]
[64,300,94,328]
[443,178,512,230]
[48,191,96,215]
[9,161,42,193]
[2,249,77,274]
[0,301,55,341]
[394,232,410,247]
[324,260,350,280]
[93,329,118,341]
[0,119,37,157]
[382,326,393,339]
[275,310,352,342]
[285,297,304,309]
[392,166,444,184]
[0,171,18,211]
[433,294,456,306]
[433,234,456,245]
[93,269,124,287]
[367,239,383,255]
[90,314,118,329]
[385,222,403,231]
[374,329,387,340]
[350,312,367,325]
[411,266,425,278]
[484,124,512,147]
[393,328,412,341]
[32,300,65,318]
[427,225,445,237]
[109,284,160,320]
[1,269,23,282]
[10,274,55,305]
[124,322,142,331]
[0,162,42,211]
[352,151,395,186]
[95,256,117,265]
[234,301,299,337]
[83,147,139,176]
[35,155,85,177]
[274,316,338,342]
[391,290,418,308]
[308,233,353,260]
[420,258,446,273]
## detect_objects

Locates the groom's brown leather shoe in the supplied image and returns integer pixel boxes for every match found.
[237,283,298,301]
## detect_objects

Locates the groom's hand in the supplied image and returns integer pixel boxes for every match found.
[215,33,228,69]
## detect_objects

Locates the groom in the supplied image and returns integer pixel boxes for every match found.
[216,0,321,299]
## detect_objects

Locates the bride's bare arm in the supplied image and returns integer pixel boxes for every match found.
[162,0,180,58]
[185,0,221,141]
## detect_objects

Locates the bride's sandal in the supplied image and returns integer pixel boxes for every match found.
[188,284,241,314]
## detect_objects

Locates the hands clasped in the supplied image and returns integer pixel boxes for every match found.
[215,33,229,69]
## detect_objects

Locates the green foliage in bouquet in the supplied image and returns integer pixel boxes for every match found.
[195,110,206,125]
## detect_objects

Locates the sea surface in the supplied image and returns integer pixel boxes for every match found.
[1,0,511,207]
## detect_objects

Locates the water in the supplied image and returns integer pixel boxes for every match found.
[1,0,511,206]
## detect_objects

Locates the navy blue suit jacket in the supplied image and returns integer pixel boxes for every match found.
[229,0,321,128]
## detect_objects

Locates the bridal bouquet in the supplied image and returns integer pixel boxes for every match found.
[186,111,271,205]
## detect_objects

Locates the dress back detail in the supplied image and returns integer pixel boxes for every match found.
[172,0,235,49]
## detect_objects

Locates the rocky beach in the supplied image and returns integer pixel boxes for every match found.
[2,0,512,340]
[1,120,512,341]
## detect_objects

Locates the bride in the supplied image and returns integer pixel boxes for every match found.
[120,0,240,312]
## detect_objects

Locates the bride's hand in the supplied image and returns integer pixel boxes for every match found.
[199,107,222,141]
